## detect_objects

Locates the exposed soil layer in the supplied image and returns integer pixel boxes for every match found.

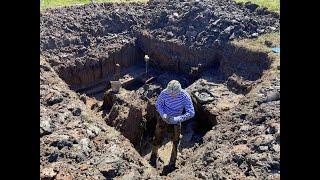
[40,57,159,179]
[40,0,280,179]
[138,31,271,81]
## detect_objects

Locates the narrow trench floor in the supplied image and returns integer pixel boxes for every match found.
[139,120,207,175]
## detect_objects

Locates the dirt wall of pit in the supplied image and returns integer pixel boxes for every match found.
[220,43,272,80]
[137,32,272,81]
[56,40,144,88]
[137,31,220,73]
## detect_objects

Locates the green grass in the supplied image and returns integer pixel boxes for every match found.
[232,32,280,72]
[232,32,280,54]
[239,32,279,48]
[235,0,280,12]
[40,0,148,11]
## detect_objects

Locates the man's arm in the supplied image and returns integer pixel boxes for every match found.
[155,91,166,118]
[176,91,195,123]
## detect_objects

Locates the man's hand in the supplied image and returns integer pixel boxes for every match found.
[162,114,169,123]
[172,116,182,124]
[166,116,182,124]
[162,114,168,120]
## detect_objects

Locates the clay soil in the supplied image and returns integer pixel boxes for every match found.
[40,0,280,179]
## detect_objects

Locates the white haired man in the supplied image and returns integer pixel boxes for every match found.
[150,80,195,173]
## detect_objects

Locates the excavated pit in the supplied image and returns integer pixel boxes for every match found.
[49,34,272,172]
[65,36,267,95]
[40,0,280,177]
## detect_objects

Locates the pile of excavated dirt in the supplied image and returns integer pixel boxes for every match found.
[41,0,279,50]
[146,0,279,48]
[40,2,147,87]
[40,0,280,179]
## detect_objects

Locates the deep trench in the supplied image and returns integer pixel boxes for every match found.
[55,35,271,173]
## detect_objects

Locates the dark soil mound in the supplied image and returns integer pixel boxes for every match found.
[146,0,279,48]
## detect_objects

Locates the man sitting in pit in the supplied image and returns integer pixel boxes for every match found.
[150,80,195,174]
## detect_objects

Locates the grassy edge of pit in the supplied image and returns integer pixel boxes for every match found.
[231,31,280,72]
[40,0,149,11]
[234,0,280,13]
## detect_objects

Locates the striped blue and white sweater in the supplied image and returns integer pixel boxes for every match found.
[155,89,195,123]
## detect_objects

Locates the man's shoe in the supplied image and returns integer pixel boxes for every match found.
[149,153,157,168]
[161,164,177,176]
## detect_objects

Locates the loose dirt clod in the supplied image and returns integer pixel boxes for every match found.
[41,0,280,179]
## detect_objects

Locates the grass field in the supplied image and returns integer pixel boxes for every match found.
[235,0,280,12]
[40,0,148,11]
